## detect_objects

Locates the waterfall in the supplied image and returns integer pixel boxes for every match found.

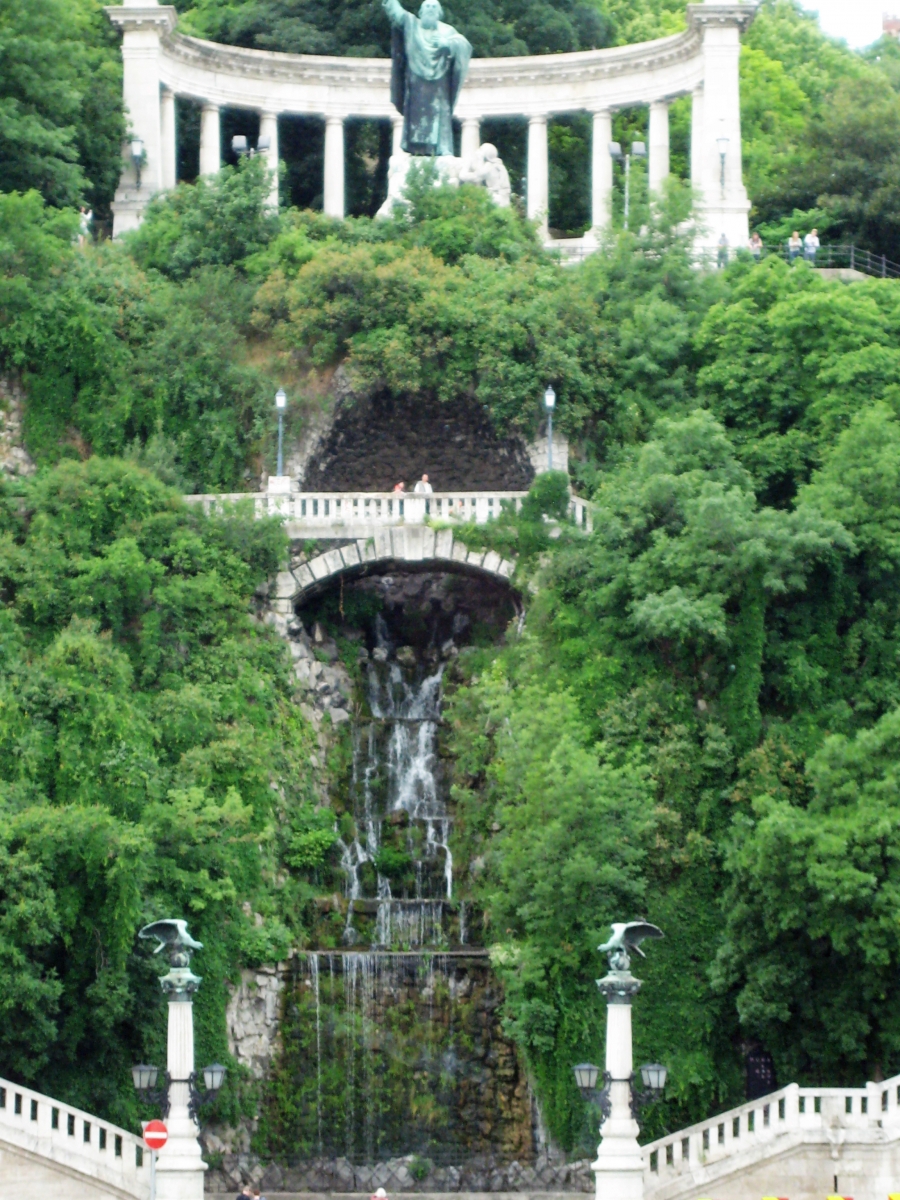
[338,614,454,946]
[285,950,529,1164]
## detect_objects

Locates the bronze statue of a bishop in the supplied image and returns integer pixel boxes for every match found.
[382,0,472,157]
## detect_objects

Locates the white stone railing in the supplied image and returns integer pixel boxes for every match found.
[643,1074,900,1189]
[0,1075,149,1199]
[183,490,594,532]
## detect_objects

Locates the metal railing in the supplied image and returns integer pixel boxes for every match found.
[0,1076,149,1199]
[762,242,900,278]
[643,1072,900,1185]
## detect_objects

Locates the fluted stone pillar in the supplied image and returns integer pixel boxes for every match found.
[160,87,177,190]
[199,103,220,176]
[323,115,345,219]
[527,114,549,236]
[461,116,480,163]
[259,111,280,209]
[648,99,670,193]
[591,109,613,233]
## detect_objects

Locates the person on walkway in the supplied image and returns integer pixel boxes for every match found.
[414,473,433,493]
[717,233,729,269]
[393,481,406,493]
[370,1187,389,1200]
[804,228,820,263]
[78,206,92,246]
[788,231,802,261]
[236,1184,253,1200]
[748,231,763,260]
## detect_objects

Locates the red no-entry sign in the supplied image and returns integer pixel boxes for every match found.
[143,1120,168,1151]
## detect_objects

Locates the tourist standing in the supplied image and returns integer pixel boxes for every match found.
[393,481,406,493]
[78,206,93,246]
[788,231,802,261]
[414,474,433,494]
[804,228,820,263]
[748,231,763,260]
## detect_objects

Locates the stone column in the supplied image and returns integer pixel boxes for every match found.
[106,2,176,235]
[591,109,613,233]
[160,87,177,190]
[259,111,280,209]
[527,114,549,237]
[199,103,221,176]
[648,99,670,193]
[593,966,644,1200]
[323,115,345,219]
[461,116,480,164]
[391,114,404,155]
[691,3,754,252]
[690,83,704,190]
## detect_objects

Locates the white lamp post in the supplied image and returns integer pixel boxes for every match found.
[275,388,287,478]
[609,141,646,231]
[544,385,556,471]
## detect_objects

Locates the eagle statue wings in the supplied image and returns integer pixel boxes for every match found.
[598,921,663,971]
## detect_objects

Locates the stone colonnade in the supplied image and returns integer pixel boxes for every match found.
[106,0,756,251]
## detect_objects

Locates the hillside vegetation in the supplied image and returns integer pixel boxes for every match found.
[5,0,900,1159]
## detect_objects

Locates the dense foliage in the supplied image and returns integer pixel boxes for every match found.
[0,456,321,1125]
[6,0,900,1160]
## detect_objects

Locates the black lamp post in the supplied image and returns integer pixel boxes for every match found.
[131,1061,226,1123]
[573,1059,667,1121]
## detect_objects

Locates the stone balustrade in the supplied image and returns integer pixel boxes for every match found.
[0,1075,150,1200]
[643,1073,900,1200]
[106,0,755,254]
[183,489,593,536]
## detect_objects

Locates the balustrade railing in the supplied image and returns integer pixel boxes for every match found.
[643,1073,900,1184]
[185,490,594,532]
[0,1076,149,1197]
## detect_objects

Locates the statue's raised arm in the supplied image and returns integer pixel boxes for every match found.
[381,0,472,157]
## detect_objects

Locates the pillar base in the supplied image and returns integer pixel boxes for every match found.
[111,192,150,237]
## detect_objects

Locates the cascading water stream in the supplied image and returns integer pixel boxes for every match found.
[338,614,453,946]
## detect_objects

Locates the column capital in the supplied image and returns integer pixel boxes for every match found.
[105,5,177,33]
[598,969,642,1004]
[686,3,757,32]
[201,100,220,114]
[325,114,344,126]
[528,113,548,126]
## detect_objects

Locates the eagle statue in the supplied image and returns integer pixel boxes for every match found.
[598,921,663,972]
[139,919,203,968]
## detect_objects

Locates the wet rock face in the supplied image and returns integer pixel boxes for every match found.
[302,390,536,493]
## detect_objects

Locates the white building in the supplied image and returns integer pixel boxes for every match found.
[105,0,755,253]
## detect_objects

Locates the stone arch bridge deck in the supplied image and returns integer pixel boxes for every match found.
[184,489,593,605]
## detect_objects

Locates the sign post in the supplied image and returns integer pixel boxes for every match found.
[143,1120,168,1200]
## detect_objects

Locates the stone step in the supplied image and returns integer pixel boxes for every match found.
[210,1193,591,1199]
